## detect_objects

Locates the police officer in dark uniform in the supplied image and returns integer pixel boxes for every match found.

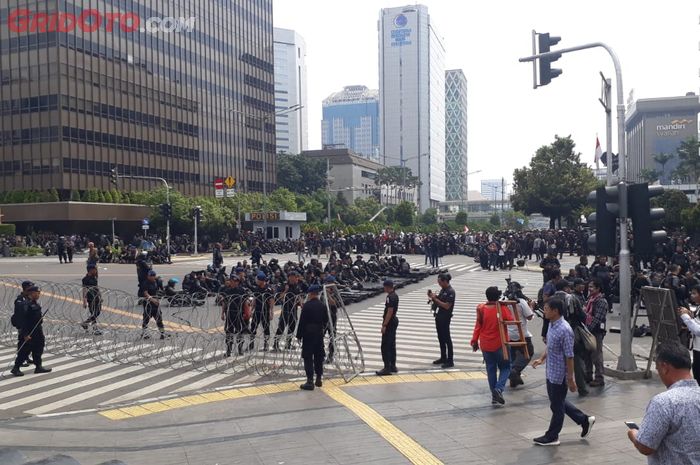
[11,285,52,376]
[428,273,456,368]
[11,281,34,367]
[212,242,224,270]
[376,279,399,376]
[296,284,329,390]
[135,252,151,291]
[273,271,306,351]
[140,270,167,339]
[81,264,103,335]
[220,275,250,356]
[250,272,275,351]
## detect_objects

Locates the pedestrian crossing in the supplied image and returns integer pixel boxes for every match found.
[0,265,530,418]
[407,261,481,273]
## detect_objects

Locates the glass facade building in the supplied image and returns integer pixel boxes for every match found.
[379,4,445,212]
[273,27,307,155]
[321,85,379,163]
[0,0,275,197]
[444,69,467,206]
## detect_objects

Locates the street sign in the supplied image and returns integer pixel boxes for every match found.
[215,190,224,199]
[214,178,224,190]
[142,218,150,226]
[226,188,235,198]
[142,225,150,230]
[225,176,236,189]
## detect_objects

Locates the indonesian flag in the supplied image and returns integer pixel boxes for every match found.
[594,136,603,163]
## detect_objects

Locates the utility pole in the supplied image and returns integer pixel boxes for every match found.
[111,218,116,247]
[520,38,637,372]
[326,158,332,226]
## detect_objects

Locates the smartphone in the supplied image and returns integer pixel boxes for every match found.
[625,421,639,430]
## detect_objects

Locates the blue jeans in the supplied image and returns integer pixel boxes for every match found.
[545,380,588,440]
[482,349,511,393]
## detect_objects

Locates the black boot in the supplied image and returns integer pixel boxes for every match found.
[300,379,315,391]
[10,366,23,377]
[315,376,323,387]
[34,366,52,374]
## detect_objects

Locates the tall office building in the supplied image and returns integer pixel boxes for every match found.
[625,94,700,183]
[444,69,468,207]
[481,179,504,201]
[273,27,307,154]
[0,1,275,197]
[322,85,380,162]
[379,5,446,212]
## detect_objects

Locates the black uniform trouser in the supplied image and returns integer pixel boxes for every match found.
[302,338,325,381]
[142,302,164,330]
[58,249,67,263]
[14,332,44,369]
[250,309,271,336]
[381,319,398,369]
[17,334,32,363]
[435,312,453,362]
[275,307,298,339]
[225,314,248,355]
[85,299,102,324]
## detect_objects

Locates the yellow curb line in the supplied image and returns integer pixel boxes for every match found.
[98,371,486,422]
[323,386,443,465]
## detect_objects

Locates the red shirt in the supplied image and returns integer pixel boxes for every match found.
[470,302,513,352]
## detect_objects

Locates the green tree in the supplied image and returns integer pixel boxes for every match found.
[103,191,114,203]
[276,154,327,194]
[110,189,122,203]
[455,211,468,226]
[653,152,675,181]
[375,166,420,203]
[651,190,690,229]
[489,213,501,226]
[420,207,438,225]
[70,190,81,201]
[394,201,415,227]
[673,137,700,200]
[682,203,700,233]
[98,191,106,203]
[639,168,660,183]
[511,135,599,229]
[47,188,60,202]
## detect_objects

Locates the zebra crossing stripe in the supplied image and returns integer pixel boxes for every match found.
[103,369,205,405]
[25,367,173,415]
[1,365,145,411]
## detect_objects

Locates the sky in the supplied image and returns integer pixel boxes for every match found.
[272,0,699,191]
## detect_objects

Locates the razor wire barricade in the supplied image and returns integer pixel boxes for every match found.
[0,278,364,382]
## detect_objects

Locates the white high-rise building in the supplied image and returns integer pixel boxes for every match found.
[379,5,446,212]
[273,28,308,154]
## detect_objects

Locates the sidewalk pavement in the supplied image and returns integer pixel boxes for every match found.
[0,366,661,465]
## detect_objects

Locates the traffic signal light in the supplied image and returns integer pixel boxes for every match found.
[600,152,619,174]
[192,206,202,222]
[587,185,620,256]
[537,32,562,86]
[627,183,667,256]
[110,167,119,186]
[160,203,172,220]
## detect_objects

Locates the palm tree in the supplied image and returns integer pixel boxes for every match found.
[653,152,674,181]
[639,168,659,183]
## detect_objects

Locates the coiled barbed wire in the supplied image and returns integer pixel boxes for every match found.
[0,279,364,382]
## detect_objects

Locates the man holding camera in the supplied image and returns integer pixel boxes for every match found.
[429,273,455,369]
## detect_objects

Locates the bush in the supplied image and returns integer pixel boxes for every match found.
[0,224,16,236]
[455,211,468,225]
[11,246,43,256]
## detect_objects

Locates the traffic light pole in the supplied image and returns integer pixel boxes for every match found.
[193,213,198,256]
[617,183,636,371]
[521,41,638,372]
[117,175,171,261]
